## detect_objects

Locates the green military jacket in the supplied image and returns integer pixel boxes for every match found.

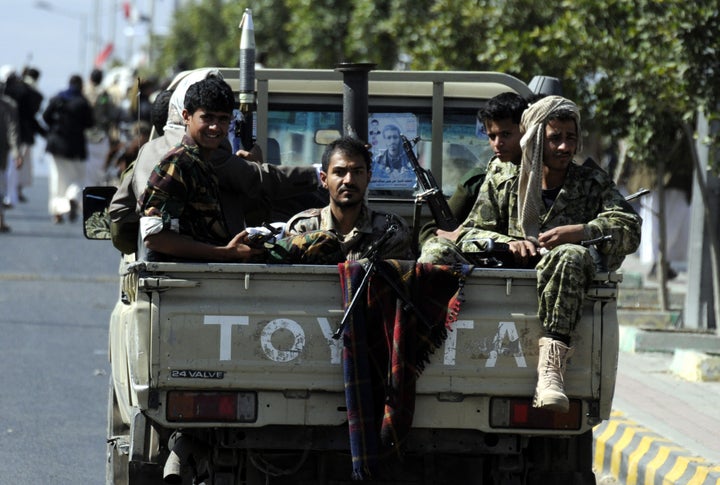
[140,135,230,247]
[460,159,642,271]
[286,204,414,261]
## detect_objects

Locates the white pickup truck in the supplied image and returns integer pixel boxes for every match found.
[86,67,620,485]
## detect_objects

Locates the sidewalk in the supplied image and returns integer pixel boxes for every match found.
[594,255,720,484]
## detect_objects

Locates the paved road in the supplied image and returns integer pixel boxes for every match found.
[0,176,118,483]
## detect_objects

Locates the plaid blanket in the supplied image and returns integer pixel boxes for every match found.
[338,260,472,480]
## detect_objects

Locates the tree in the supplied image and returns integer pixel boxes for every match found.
[154,0,294,77]
[154,0,720,126]
[154,0,406,73]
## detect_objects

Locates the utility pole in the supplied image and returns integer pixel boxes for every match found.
[684,111,720,331]
[92,0,101,67]
[148,0,156,66]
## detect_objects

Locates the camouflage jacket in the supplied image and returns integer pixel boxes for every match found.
[285,204,414,261]
[139,134,230,247]
[460,159,642,270]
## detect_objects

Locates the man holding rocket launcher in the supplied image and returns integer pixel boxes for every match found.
[109,9,327,255]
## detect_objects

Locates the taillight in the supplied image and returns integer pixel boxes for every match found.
[166,391,257,422]
[490,397,582,430]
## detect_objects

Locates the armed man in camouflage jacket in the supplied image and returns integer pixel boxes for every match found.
[418,92,528,245]
[285,136,413,261]
[138,78,265,263]
[419,96,641,413]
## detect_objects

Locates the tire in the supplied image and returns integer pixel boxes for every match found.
[107,378,130,485]
[106,378,163,485]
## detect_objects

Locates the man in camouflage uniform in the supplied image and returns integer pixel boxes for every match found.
[285,136,413,261]
[418,92,528,244]
[138,77,264,262]
[419,96,641,413]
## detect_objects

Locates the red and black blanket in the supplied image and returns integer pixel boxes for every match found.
[338,260,473,480]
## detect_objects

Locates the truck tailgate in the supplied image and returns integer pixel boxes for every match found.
[136,262,617,430]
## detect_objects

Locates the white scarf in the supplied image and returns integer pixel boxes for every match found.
[166,68,224,129]
[517,95,582,239]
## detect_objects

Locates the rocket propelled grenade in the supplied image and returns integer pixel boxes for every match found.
[235,8,256,151]
[238,8,256,107]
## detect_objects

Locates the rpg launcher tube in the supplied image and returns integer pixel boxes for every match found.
[238,8,256,108]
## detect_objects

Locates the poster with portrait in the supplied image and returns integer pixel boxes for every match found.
[368,113,418,191]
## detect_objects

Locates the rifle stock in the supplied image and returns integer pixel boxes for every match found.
[401,135,459,231]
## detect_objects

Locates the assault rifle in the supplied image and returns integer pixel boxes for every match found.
[401,135,459,232]
[462,234,616,269]
[461,188,643,268]
[625,188,650,202]
[246,222,283,249]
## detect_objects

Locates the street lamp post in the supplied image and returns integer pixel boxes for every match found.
[34,0,89,75]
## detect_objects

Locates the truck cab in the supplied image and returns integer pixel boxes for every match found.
[184,67,541,220]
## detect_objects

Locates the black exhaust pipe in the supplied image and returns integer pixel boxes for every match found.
[335,62,375,143]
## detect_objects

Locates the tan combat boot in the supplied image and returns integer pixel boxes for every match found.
[533,336,574,413]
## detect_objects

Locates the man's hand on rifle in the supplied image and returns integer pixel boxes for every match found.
[505,224,602,266]
[508,240,539,266]
[435,227,463,242]
[537,224,585,250]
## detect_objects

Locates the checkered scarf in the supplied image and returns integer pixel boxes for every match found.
[338,260,472,480]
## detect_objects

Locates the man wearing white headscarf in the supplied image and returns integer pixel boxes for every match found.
[108,68,320,255]
[419,96,641,412]
[516,95,583,240]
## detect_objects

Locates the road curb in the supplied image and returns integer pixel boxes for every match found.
[618,325,720,382]
[593,411,720,485]
[619,325,720,355]
[670,349,720,382]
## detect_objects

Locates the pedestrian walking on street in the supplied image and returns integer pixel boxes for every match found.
[0,66,23,232]
[84,68,121,186]
[3,66,46,207]
[42,74,94,224]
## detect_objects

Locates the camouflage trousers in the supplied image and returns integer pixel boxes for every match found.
[536,244,596,335]
[417,234,482,265]
[418,236,596,335]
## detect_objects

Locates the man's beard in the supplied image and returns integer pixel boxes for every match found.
[333,196,363,208]
[333,185,364,208]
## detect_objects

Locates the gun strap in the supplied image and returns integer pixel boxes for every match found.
[411,198,423,257]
